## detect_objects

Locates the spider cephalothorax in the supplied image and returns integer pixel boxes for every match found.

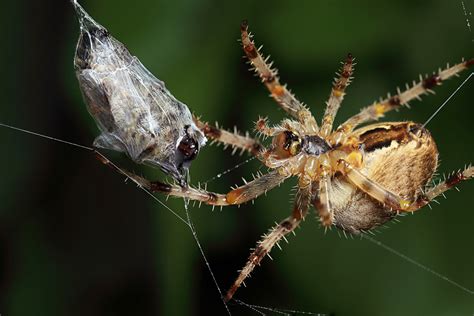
[98,21,473,301]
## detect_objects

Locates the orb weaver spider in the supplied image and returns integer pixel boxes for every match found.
[98,21,473,301]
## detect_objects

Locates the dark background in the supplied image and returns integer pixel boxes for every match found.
[0,0,473,315]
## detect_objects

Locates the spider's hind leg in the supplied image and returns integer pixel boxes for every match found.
[338,159,474,212]
[225,184,311,302]
[409,166,474,211]
[338,159,414,211]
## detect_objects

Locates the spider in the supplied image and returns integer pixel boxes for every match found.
[97,21,473,302]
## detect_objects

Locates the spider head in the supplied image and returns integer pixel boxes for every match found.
[271,131,302,159]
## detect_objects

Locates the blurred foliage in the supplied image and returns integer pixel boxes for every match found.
[0,0,473,315]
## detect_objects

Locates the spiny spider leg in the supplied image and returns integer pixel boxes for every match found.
[320,53,355,137]
[97,152,289,206]
[254,116,298,138]
[338,159,413,211]
[194,117,264,156]
[225,169,290,204]
[317,158,335,227]
[255,117,280,137]
[240,21,318,133]
[225,185,311,302]
[335,59,473,139]
[339,159,474,212]
[409,166,474,211]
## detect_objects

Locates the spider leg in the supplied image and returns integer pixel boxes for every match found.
[225,184,311,302]
[338,159,474,213]
[194,117,264,156]
[316,159,335,227]
[240,21,318,133]
[255,116,279,137]
[334,58,473,138]
[338,159,412,211]
[320,54,355,137]
[254,116,298,138]
[408,166,474,211]
[97,152,288,206]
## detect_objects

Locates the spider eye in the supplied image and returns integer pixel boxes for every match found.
[273,131,301,158]
[289,141,301,156]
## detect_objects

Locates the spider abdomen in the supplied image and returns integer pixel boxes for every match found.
[331,121,438,233]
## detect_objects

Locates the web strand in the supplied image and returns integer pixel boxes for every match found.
[183,199,231,315]
[233,299,327,316]
[0,122,93,151]
[0,121,234,313]
[0,122,190,225]
[422,72,473,128]
[201,155,257,185]
[461,1,473,35]
[361,234,473,295]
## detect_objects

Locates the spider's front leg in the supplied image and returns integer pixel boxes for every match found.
[240,21,318,133]
[319,53,355,137]
[335,58,473,138]
[96,152,289,206]
[194,117,263,156]
[225,184,311,302]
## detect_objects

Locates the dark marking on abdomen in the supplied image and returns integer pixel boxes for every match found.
[359,123,412,152]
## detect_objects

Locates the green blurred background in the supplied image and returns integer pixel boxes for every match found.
[0,0,473,315]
